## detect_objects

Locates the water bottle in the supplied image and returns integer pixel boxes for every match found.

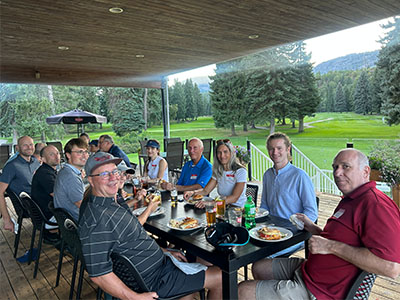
[244,196,256,230]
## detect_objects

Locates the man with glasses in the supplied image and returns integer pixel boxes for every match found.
[0,135,40,232]
[79,152,222,299]
[98,134,131,168]
[54,138,89,221]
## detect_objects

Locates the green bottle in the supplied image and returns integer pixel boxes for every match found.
[244,196,256,229]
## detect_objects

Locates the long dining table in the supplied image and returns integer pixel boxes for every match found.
[142,199,311,299]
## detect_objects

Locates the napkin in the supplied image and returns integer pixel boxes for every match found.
[289,214,304,230]
[164,252,208,275]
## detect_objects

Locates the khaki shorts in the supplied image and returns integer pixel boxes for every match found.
[256,258,316,300]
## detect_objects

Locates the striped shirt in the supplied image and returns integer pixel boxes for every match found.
[78,195,165,290]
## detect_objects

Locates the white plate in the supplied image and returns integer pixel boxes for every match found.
[249,226,293,243]
[132,206,165,217]
[255,208,269,219]
[167,217,202,231]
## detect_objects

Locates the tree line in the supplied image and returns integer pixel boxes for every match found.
[316,16,400,125]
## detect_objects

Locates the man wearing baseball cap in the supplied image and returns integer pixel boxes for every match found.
[79,152,222,299]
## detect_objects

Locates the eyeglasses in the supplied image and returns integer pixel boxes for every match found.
[71,150,90,156]
[89,169,121,180]
[216,139,231,145]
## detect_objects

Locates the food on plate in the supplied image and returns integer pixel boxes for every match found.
[193,194,203,200]
[169,217,199,229]
[145,194,161,203]
[257,227,286,240]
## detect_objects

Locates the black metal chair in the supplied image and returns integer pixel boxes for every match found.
[201,138,213,162]
[163,137,181,151]
[0,143,11,170]
[50,205,92,300]
[108,252,205,300]
[165,140,185,173]
[245,183,259,206]
[6,187,30,258]
[345,270,377,300]
[19,192,58,279]
[243,183,259,280]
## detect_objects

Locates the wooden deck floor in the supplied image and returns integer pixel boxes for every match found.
[1,192,399,300]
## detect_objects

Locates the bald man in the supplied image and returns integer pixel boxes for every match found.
[0,136,40,232]
[31,145,61,222]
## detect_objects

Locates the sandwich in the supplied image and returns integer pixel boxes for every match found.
[179,217,199,229]
[193,194,203,200]
[257,227,283,240]
[145,194,161,203]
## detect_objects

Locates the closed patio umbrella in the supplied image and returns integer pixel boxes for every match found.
[46,109,107,137]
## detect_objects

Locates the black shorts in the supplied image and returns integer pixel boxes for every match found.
[155,256,205,298]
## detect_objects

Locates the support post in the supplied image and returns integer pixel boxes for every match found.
[247,140,252,181]
[161,77,170,148]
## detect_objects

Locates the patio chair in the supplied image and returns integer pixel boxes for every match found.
[0,143,11,170]
[243,183,259,280]
[108,252,205,300]
[163,137,181,151]
[345,270,376,300]
[19,192,58,279]
[5,187,30,257]
[165,140,185,173]
[201,138,213,162]
[138,139,148,176]
[49,204,98,300]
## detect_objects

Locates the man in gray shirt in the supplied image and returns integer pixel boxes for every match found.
[0,136,40,232]
[54,138,89,221]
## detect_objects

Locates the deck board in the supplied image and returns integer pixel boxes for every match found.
[1,191,399,299]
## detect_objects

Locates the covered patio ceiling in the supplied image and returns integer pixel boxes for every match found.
[1,0,400,89]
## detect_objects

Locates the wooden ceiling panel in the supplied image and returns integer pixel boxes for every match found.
[1,0,400,88]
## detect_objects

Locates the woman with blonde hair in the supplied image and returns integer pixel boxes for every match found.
[185,139,247,207]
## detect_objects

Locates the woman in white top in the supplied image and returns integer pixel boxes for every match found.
[143,139,169,182]
[185,139,247,207]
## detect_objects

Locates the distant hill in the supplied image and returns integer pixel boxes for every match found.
[191,75,211,93]
[313,50,379,74]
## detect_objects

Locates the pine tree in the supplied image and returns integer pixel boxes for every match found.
[376,16,400,125]
[335,82,347,112]
[353,71,371,115]
[184,79,196,120]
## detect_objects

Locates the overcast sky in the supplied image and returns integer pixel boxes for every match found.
[168,16,394,84]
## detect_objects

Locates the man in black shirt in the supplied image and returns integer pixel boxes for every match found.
[31,145,60,221]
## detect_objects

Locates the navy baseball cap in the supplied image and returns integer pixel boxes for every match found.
[205,223,249,250]
[89,139,98,147]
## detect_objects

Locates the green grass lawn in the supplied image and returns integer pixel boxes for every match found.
[3,113,399,170]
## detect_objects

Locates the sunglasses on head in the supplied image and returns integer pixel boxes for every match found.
[216,139,231,145]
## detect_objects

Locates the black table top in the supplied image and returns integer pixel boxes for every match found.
[144,201,311,272]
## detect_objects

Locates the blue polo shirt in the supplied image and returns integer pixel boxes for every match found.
[177,156,212,188]
[0,154,40,195]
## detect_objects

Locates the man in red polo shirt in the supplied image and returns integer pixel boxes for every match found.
[239,148,400,300]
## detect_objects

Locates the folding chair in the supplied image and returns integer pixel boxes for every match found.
[201,138,213,162]
[108,252,205,300]
[165,141,185,173]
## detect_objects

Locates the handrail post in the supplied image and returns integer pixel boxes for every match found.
[247,140,252,181]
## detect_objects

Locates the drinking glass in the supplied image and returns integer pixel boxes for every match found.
[228,207,242,227]
[204,200,216,226]
[216,196,226,218]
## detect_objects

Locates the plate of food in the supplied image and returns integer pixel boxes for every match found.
[185,195,212,205]
[132,206,165,217]
[249,226,293,242]
[167,217,202,231]
[255,208,269,219]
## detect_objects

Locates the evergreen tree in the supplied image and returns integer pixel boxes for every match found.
[184,79,196,120]
[169,81,185,122]
[353,71,371,114]
[335,82,347,112]
[376,16,400,125]
[370,68,384,113]
[193,83,203,118]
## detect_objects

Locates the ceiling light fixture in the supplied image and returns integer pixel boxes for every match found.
[135,54,145,58]
[248,34,259,39]
[58,46,69,50]
[109,7,124,14]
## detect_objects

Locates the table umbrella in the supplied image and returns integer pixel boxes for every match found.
[46,109,107,137]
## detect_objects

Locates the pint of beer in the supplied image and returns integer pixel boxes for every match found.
[216,196,226,218]
[204,200,216,226]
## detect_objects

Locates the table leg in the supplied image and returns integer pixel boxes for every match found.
[222,269,238,300]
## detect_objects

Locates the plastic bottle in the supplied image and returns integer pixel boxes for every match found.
[244,196,256,229]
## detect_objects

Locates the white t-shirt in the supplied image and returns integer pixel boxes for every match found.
[213,168,247,207]
[147,156,168,181]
